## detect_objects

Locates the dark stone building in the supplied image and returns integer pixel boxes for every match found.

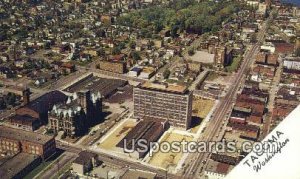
[48,90,102,137]
[15,90,68,126]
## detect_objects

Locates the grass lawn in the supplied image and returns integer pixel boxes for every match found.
[192,97,215,119]
[98,119,137,150]
[225,56,242,73]
[206,71,219,81]
[148,132,193,169]
[190,97,215,133]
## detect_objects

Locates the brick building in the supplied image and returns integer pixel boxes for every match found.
[15,90,68,126]
[0,126,56,158]
[7,115,41,131]
[214,46,233,69]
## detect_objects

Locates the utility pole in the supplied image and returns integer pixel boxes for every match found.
[56,159,60,176]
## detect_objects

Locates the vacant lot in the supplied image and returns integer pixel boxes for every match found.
[148,132,193,169]
[98,119,137,150]
[188,51,215,64]
[225,56,242,72]
[190,97,215,133]
[192,97,215,119]
[205,71,219,81]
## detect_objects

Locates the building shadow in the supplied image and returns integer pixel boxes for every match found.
[190,116,204,129]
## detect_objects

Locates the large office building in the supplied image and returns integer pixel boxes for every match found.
[133,82,193,130]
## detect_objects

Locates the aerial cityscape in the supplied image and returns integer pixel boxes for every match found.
[0,0,299,179]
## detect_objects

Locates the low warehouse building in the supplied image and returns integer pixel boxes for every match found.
[116,120,168,159]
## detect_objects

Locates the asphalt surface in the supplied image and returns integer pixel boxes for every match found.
[181,15,270,179]
[56,141,180,179]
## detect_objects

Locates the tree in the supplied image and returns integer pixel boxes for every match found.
[131,51,141,61]
[295,48,300,57]
[170,25,179,38]
[24,61,35,69]
[250,33,257,43]
[62,69,68,76]
[99,48,106,57]
[96,29,106,37]
[118,42,126,50]
[15,28,28,39]
[116,0,242,36]
[112,47,121,55]
[129,41,136,49]
[154,21,164,33]
[163,69,171,79]
[5,93,16,106]
[0,30,7,41]
[188,48,195,56]
[0,99,6,110]
[44,42,51,50]
[148,41,155,49]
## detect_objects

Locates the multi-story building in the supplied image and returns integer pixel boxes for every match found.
[72,151,100,176]
[133,82,193,130]
[214,46,233,69]
[283,57,300,71]
[0,126,56,159]
[48,90,102,137]
[15,90,68,126]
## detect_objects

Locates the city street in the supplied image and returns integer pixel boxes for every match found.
[181,14,271,178]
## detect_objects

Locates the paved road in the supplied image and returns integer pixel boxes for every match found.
[189,69,209,91]
[181,14,271,179]
[56,141,179,179]
[76,63,146,83]
[34,151,77,179]
[261,55,283,139]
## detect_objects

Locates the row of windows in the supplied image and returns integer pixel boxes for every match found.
[135,107,188,115]
[134,90,188,100]
[51,120,75,128]
[135,104,187,112]
[0,146,19,152]
[0,140,18,146]
[136,111,187,120]
[134,101,188,108]
[134,95,188,103]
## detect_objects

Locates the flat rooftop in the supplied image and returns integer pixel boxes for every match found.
[0,153,39,179]
[73,151,97,165]
[223,131,254,150]
[0,126,53,145]
[283,57,300,61]
[121,169,157,179]
[140,82,188,94]
[117,120,165,158]
[205,159,233,175]
[64,76,127,98]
